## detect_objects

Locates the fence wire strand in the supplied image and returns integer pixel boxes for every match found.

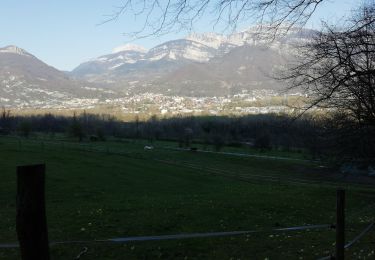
[317,222,375,260]
[0,224,331,249]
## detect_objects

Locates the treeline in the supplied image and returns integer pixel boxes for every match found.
[0,109,374,166]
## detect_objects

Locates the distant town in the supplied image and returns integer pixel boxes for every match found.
[8,90,308,117]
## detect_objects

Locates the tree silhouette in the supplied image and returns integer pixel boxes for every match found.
[68,113,85,142]
[282,3,375,127]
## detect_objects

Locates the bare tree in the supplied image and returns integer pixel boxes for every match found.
[278,2,375,164]
[103,0,328,38]
[68,113,85,142]
[0,107,11,134]
[281,3,375,126]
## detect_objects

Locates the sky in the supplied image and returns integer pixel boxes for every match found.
[0,0,356,71]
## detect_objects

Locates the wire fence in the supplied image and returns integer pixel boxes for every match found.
[318,222,375,260]
[1,221,374,259]
[0,224,332,249]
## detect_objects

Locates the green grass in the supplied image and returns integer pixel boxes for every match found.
[0,136,375,259]
[127,138,309,160]
[33,132,311,160]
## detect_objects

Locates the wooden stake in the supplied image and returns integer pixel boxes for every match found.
[336,189,345,260]
[16,164,50,260]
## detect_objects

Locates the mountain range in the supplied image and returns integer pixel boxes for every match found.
[0,27,314,108]
[70,27,312,96]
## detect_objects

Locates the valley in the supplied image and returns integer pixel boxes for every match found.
[0,27,312,115]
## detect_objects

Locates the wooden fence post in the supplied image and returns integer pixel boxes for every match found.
[16,164,50,260]
[336,189,345,260]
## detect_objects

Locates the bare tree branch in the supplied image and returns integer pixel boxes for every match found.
[101,0,328,38]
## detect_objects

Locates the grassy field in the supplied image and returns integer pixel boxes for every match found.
[1,136,375,259]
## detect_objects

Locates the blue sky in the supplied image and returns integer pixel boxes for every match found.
[0,0,356,71]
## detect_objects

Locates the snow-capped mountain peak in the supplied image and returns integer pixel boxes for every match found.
[112,44,147,54]
[185,26,315,55]
[186,32,227,49]
[0,45,32,57]
[146,39,216,62]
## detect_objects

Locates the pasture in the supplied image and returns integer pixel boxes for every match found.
[0,136,374,259]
